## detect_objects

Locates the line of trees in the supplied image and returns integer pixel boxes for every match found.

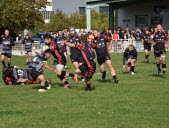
[30,9,109,36]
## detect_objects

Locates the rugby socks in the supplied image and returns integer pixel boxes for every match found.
[130,66,135,72]
[145,55,149,62]
[145,55,149,59]
[162,64,166,74]
[61,71,75,77]
[102,71,106,80]
[8,63,11,66]
[1,61,6,67]
[40,85,45,89]
[156,64,161,72]
[112,75,117,80]
[58,75,69,84]
[86,81,91,88]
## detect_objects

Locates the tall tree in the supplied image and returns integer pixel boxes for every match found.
[0,0,48,32]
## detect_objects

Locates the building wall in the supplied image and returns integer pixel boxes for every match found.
[117,1,169,30]
[52,0,100,15]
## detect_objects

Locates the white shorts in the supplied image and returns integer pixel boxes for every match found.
[56,64,65,70]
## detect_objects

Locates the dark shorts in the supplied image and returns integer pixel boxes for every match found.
[71,53,83,63]
[29,68,43,81]
[79,61,96,79]
[154,50,166,58]
[97,55,111,66]
[25,49,32,54]
[144,45,151,51]
[1,53,12,58]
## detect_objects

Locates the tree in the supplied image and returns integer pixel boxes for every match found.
[47,10,70,32]
[0,0,48,32]
[69,12,86,29]
[91,10,109,31]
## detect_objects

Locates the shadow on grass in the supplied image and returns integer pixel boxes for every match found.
[79,87,96,91]
[148,74,161,77]
[95,79,112,83]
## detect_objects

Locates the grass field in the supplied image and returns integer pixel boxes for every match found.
[0,52,169,128]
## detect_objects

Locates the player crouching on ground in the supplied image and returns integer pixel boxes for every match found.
[28,49,57,92]
[65,34,96,91]
[123,44,137,75]
[2,66,39,86]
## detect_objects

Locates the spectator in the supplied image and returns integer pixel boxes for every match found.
[16,33,23,42]
[112,30,119,53]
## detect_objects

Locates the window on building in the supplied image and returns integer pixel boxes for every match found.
[79,7,86,15]
[100,6,109,16]
[40,11,53,20]
[135,15,148,27]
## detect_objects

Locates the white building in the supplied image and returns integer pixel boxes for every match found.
[40,0,53,23]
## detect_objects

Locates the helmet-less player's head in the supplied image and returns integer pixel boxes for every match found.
[4,29,10,37]
[25,35,30,39]
[157,24,163,32]
[44,34,53,44]
[58,30,63,36]
[93,29,100,37]
[145,29,149,34]
[70,27,76,35]
[128,44,135,51]
[44,49,52,59]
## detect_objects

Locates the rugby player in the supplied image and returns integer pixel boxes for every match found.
[65,34,96,90]
[28,49,58,92]
[0,30,14,67]
[22,35,35,65]
[93,29,119,83]
[142,29,151,63]
[152,24,169,78]
[123,44,137,74]
[44,34,78,88]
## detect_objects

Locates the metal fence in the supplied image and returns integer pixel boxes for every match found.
[0,40,168,56]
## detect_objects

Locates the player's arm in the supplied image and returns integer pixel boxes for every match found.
[32,39,35,50]
[123,50,127,66]
[134,50,137,60]
[22,40,25,52]
[10,37,15,46]
[165,34,169,48]
[141,39,144,45]
[64,42,75,47]
[44,62,57,73]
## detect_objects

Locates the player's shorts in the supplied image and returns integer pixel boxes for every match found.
[144,44,151,51]
[56,64,65,70]
[97,55,111,66]
[79,61,96,79]
[70,53,83,63]
[29,67,43,81]
[1,53,12,58]
[25,49,32,54]
[154,50,166,58]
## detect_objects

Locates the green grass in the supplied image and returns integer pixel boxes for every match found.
[0,52,169,128]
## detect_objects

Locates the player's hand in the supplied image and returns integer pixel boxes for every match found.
[54,69,58,73]
[123,65,126,69]
[165,44,168,49]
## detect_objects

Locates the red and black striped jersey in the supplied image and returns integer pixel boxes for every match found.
[75,41,96,68]
[48,41,66,65]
